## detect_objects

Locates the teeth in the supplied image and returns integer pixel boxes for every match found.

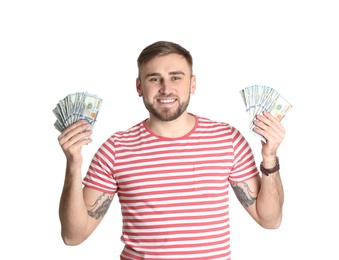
[160,99,175,103]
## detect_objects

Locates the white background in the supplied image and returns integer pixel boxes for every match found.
[1,1,338,259]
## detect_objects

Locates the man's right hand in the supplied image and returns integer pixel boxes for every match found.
[58,120,93,166]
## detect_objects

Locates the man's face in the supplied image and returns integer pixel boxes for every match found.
[136,53,196,121]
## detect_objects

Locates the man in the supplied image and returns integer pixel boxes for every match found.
[58,41,285,259]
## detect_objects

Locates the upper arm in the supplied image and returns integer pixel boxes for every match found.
[83,186,115,235]
[230,175,261,222]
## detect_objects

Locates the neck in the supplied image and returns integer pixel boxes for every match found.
[145,113,196,138]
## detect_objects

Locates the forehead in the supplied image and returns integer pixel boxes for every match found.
[140,53,190,75]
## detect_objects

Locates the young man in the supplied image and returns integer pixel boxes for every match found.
[58,41,285,259]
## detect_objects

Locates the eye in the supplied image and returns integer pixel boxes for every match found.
[172,76,181,81]
[149,77,161,83]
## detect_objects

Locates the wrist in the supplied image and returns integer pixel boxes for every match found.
[261,155,278,168]
[260,156,279,176]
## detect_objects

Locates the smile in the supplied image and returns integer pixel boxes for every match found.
[158,99,176,103]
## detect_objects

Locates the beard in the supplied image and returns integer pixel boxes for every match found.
[143,95,190,122]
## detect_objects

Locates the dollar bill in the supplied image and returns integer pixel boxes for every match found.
[53,92,103,133]
[240,85,292,142]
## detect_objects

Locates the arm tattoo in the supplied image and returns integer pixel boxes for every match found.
[87,193,113,219]
[232,182,257,207]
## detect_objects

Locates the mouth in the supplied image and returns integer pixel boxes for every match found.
[157,98,177,104]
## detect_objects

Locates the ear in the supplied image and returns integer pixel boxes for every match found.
[190,75,196,94]
[136,78,142,97]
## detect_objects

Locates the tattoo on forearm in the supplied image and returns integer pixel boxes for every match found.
[87,193,113,219]
[232,182,257,207]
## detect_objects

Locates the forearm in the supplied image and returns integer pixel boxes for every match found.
[59,163,89,245]
[256,157,284,229]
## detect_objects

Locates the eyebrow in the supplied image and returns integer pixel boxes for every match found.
[145,71,186,78]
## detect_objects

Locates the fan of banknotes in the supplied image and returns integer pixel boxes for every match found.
[53,92,103,133]
[239,85,292,142]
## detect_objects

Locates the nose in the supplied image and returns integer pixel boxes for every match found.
[159,79,172,94]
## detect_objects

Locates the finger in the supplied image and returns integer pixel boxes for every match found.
[62,130,92,148]
[255,112,285,136]
[60,131,93,161]
[58,122,92,147]
[254,123,283,144]
[253,115,285,144]
[58,120,87,139]
[66,136,93,155]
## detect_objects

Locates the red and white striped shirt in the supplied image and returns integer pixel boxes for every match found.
[83,114,259,260]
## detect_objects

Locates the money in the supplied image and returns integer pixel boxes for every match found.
[239,85,292,142]
[53,92,103,133]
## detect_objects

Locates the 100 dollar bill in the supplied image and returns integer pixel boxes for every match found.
[240,85,292,142]
[249,94,292,142]
[53,92,102,133]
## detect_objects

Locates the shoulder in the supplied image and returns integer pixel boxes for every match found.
[194,114,238,133]
[193,114,248,144]
[112,120,146,138]
[99,119,149,147]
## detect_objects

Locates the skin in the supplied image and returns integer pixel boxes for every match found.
[231,111,285,228]
[136,53,197,138]
[58,53,285,246]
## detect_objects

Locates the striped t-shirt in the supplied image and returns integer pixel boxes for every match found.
[83,114,259,260]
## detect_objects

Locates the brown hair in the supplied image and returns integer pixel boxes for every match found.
[137,41,193,78]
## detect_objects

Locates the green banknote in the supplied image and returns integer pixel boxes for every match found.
[240,85,292,142]
[53,92,103,133]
